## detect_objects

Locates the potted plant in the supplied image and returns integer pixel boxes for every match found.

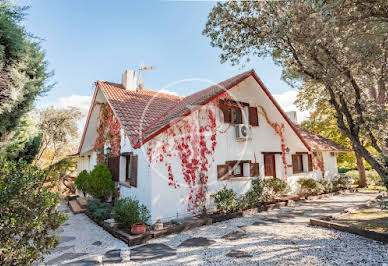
[131,204,151,235]
[114,197,150,235]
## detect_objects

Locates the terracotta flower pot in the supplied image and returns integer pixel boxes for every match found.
[131,223,146,235]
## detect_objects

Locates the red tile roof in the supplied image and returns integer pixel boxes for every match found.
[78,70,348,153]
[293,124,350,152]
[98,81,182,145]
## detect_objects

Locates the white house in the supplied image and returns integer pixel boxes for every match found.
[75,69,349,222]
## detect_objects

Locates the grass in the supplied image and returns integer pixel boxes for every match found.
[337,206,388,233]
[350,185,387,192]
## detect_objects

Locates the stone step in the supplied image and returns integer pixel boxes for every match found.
[69,200,86,214]
[76,197,87,209]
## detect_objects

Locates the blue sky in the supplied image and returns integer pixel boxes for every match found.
[17,0,308,122]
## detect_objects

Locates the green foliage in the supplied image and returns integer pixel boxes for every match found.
[297,178,323,195]
[203,0,388,183]
[318,179,334,193]
[332,175,353,191]
[0,2,51,143]
[213,185,238,213]
[85,164,114,200]
[75,170,89,195]
[346,169,383,187]
[263,178,289,197]
[86,199,111,222]
[15,134,41,163]
[0,159,67,264]
[114,197,150,228]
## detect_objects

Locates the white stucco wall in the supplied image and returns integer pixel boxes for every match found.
[138,76,338,222]
[77,76,340,223]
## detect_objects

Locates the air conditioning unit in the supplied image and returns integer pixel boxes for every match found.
[235,124,250,140]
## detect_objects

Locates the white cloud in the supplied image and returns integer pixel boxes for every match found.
[273,90,311,122]
[41,94,92,135]
[157,89,179,96]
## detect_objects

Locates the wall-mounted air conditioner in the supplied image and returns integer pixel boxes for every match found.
[235,124,250,141]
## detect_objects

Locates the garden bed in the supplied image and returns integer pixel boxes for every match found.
[84,188,356,246]
[310,193,388,244]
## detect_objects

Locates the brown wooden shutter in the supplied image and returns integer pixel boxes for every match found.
[292,155,298,174]
[107,156,120,182]
[130,154,138,187]
[217,164,229,180]
[248,107,259,126]
[250,163,259,177]
[219,101,229,123]
[308,154,313,172]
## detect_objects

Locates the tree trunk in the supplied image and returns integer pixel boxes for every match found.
[355,151,367,188]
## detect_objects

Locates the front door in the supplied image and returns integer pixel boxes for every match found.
[264,154,276,178]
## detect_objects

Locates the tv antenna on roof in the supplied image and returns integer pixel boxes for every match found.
[136,62,154,88]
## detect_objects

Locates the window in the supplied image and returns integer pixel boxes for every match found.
[125,154,138,187]
[292,154,304,174]
[107,156,120,182]
[308,154,313,172]
[217,160,252,180]
[264,154,276,178]
[220,101,242,124]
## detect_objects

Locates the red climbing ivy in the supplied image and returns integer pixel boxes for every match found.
[258,106,288,183]
[94,103,121,163]
[146,102,218,214]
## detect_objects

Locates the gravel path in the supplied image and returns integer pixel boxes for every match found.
[43,204,128,265]
[45,191,388,265]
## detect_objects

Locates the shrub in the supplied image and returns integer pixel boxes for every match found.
[332,175,353,190]
[318,179,334,193]
[365,170,382,186]
[264,178,289,197]
[75,170,89,195]
[86,164,115,200]
[213,185,238,213]
[114,197,150,228]
[86,199,111,222]
[0,160,67,265]
[297,178,323,195]
[344,170,359,181]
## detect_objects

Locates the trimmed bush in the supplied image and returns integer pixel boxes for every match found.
[213,185,238,213]
[264,178,289,197]
[365,170,382,186]
[86,164,114,200]
[75,170,89,195]
[332,175,353,190]
[114,197,150,228]
[86,199,111,222]
[297,178,323,195]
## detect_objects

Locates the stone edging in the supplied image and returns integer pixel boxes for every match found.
[310,218,388,244]
[86,188,355,246]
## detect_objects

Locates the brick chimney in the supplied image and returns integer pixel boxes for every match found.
[122,69,137,90]
[286,111,297,124]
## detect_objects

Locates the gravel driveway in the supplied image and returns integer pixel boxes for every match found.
[45,191,388,265]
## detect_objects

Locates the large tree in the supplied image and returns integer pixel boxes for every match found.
[0,1,51,147]
[34,107,81,171]
[203,0,388,185]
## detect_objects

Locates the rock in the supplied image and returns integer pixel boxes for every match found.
[131,243,176,262]
[92,241,102,246]
[287,200,295,206]
[178,237,216,247]
[46,252,88,264]
[221,231,248,241]
[226,249,252,258]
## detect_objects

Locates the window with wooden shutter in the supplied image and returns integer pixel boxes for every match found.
[308,154,313,172]
[107,156,120,182]
[264,154,276,178]
[250,163,259,177]
[125,154,138,187]
[219,100,242,124]
[217,164,229,180]
[292,154,304,174]
[248,107,259,126]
